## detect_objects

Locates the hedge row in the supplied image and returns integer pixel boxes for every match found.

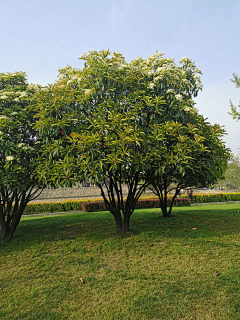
[193,192,240,203]
[81,198,190,212]
[21,192,240,215]
[22,198,102,215]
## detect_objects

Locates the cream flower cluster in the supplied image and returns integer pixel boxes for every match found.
[84,89,91,96]
[175,94,183,101]
[6,155,14,161]
[149,83,154,89]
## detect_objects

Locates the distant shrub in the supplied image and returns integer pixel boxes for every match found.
[21,193,240,215]
[193,193,240,203]
[81,198,190,212]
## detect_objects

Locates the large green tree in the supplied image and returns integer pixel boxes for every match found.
[35,51,158,231]
[34,50,230,230]
[0,72,45,240]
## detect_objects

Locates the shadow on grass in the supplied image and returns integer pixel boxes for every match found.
[1,203,240,254]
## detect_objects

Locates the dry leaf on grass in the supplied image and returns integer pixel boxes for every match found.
[80,278,84,284]
[192,228,197,230]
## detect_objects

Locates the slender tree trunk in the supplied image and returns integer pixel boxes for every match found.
[113,213,123,231]
[123,213,130,232]
[6,212,23,241]
[0,220,8,240]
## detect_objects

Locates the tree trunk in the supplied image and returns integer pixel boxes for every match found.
[0,220,8,240]
[113,214,123,232]
[123,214,130,232]
[6,212,22,241]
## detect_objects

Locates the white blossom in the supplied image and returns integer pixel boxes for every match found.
[0,95,8,99]
[147,70,154,76]
[6,155,14,161]
[14,98,19,102]
[148,54,155,60]
[0,131,3,135]
[11,111,18,115]
[22,146,33,151]
[154,76,161,82]
[194,75,200,81]
[175,94,183,101]
[188,99,195,104]
[17,143,25,148]
[19,92,28,98]
[149,83,155,89]
[84,89,91,96]
[166,89,175,93]
[27,84,35,90]
[195,68,202,73]
[180,57,189,62]
[67,80,73,86]
[156,67,164,73]
[166,57,174,63]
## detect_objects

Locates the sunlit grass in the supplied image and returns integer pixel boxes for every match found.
[1,203,240,319]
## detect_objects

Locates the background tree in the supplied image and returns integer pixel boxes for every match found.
[131,55,229,217]
[0,72,45,240]
[229,72,240,120]
[213,154,240,192]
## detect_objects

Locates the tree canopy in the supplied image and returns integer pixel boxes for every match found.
[0,72,45,240]
[34,50,230,229]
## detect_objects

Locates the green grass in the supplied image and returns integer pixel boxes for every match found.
[1,203,240,320]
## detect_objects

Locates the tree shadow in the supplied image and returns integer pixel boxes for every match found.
[1,204,240,254]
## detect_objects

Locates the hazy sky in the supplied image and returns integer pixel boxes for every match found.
[1,0,240,155]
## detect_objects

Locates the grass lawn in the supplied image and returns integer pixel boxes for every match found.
[1,203,240,320]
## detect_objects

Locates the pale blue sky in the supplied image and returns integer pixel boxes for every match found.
[1,0,240,154]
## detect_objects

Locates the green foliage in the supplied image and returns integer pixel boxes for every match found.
[229,72,240,120]
[34,50,230,229]
[23,200,83,215]
[194,192,240,203]
[0,72,45,240]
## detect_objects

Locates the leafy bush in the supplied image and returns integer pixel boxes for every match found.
[23,199,99,215]
[194,192,240,203]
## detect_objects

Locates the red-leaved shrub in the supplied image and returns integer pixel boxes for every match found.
[81,198,190,212]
